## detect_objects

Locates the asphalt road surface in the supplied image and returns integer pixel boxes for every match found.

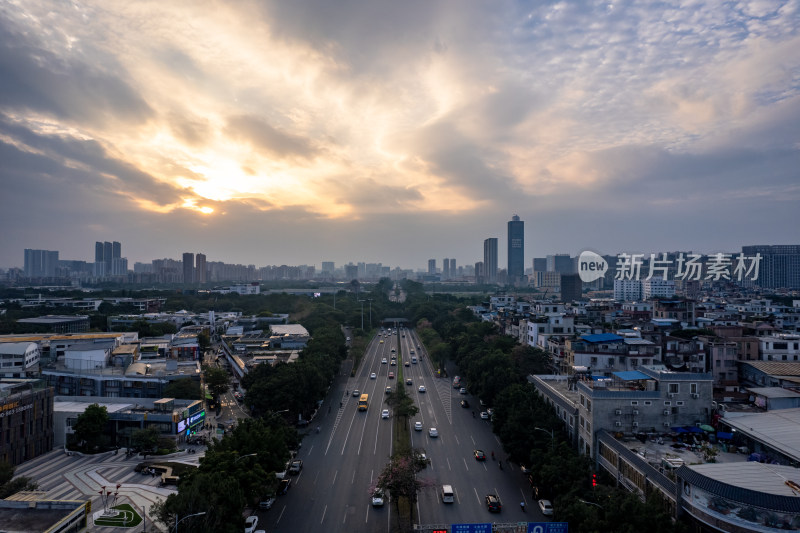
[257,328,550,533]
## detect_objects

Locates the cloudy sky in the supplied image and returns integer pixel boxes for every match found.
[1,0,798,272]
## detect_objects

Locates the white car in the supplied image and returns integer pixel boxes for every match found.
[382,409,390,419]
[459,387,467,394]
[480,411,489,420]
[418,385,426,393]
[429,427,438,437]
[370,372,377,379]
[382,358,387,364]
[372,488,385,506]
[414,421,423,431]
[538,499,554,516]
[352,389,360,397]
[244,516,259,533]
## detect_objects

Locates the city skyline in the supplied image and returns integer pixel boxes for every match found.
[1,2,799,269]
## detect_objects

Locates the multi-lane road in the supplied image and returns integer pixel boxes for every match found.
[259,328,550,532]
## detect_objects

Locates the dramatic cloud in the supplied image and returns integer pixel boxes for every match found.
[1,0,798,269]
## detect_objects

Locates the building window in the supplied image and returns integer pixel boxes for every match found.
[644,401,652,406]
[668,383,679,394]
[676,401,685,406]
[690,383,698,394]
[631,401,638,406]
[664,401,671,406]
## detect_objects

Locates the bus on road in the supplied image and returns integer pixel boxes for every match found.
[358,394,369,411]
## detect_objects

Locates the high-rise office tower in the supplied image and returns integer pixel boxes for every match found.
[95,242,104,264]
[196,253,207,283]
[483,238,498,283]
[507,215,524,284]
[547,254,573,273]
[183,252,195,284]
[449,258,456,278]
[428,259,436,275]
[741,245,800,289]
[443,258,450,279]
[23,249,59,278]
[103,242,112,273]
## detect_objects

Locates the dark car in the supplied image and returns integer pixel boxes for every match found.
[278,478,291,495]
[474,449,486,461]
[486,493,502,512]
[460,399,470,408]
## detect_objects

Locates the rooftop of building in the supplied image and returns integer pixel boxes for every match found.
[270,324,310,336]
[721,407,800,463]
[0,498,85,533]
[747,387,800,399]
[16,315,89,324]
[0,342,37,355]
[741,361,800,376]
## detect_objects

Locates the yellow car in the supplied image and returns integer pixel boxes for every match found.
[380,340,384,344]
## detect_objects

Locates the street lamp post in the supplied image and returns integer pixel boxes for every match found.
[358,300,365,330]
[534,427,555,452]
[367,299,373,330]
[235,452,258,463]
[175,511,206,533]
[579,499,604,511]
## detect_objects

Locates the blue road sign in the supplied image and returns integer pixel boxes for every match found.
[451,523,492,533]
[527,522,569,533]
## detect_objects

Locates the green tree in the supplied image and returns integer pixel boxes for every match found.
[204,366,230,400]
[0,462,37,498]
[72,403,110,451]
[130,427,160,453]
[164,378,202,400]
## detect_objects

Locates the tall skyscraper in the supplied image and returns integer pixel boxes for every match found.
[112,241,121,261]
[507,214,524,284]
[547,254,573,273]
[428,259,436,275]
[103,241,113,273]
[449,258,456,278]
[321,262,335,277]
[95,242,104,264]
[196,253,207,283]
[183,252,195,283]
[23,249,59,278]
[483,238,498,283]
[741,245,800,289]
[443,258,450,279]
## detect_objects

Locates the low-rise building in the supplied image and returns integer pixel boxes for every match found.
[0,342,41,378]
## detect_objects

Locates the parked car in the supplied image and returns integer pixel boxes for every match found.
[245,516,259,533]
[372,488,385,506]
[289,460,303,474]
[538,499,554,516]
[259,496,276,510]
[278,478,291,495]
[414,421,423,431]
[429,427,438,438]
[474,449,486,461]
[485,493,502,512]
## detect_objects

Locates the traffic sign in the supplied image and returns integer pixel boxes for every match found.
[527,522,569,533]
[451,523,492,533]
